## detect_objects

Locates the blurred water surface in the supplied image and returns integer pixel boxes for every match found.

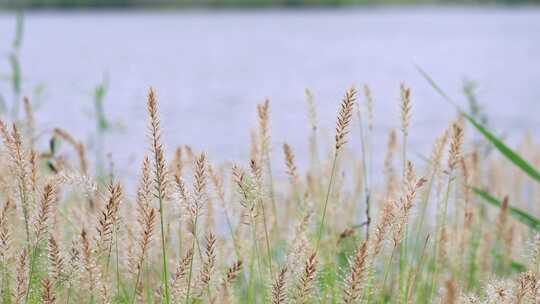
[0,8,539,181]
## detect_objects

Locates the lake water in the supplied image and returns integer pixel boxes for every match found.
[0,8,539,181]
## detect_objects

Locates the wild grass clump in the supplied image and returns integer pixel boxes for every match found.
[0,81,539,304]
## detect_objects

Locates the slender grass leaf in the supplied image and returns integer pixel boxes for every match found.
[465,116,540,182]
[510,260,527,273]
[473,187,540,231]
[12,11,24,50]
[417,66,540,183]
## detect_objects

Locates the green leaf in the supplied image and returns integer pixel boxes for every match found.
[94,80,110,131]
[510,260,527,273]
[473,187,540,231]
[417,66,540,183]
[9,53,21,95]
[465,115,540,183]
[12,11,24,50]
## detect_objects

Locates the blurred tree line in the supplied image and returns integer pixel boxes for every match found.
[1,0,538,8]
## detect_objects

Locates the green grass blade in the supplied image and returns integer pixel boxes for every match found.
[510,260,527,273]
[473,187,540,231]
[464,116,540,183]
[12,11,24,50]
[415,66,457,106]
[417,66,540,183]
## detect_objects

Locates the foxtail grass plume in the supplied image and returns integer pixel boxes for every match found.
[146,87,171,304]
[448,123,464,171]
[400,83,411,136]
[0,82,535,304]
[271,266,287,304]
[335,86,357,151]
[294,252,317,303]
[342,241,368,303]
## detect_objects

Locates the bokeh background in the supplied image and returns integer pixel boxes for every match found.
[0,1,539,184]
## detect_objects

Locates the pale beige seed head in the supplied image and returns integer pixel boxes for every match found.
[171,146,183,179]
[294,252,318,303]
[430,128,450,174]
[29,149,38,192]
[53,128,87,174]
[137,155,152,211]
[383,130,398,175]
[48,235,64,284]
[249,157,263,190]
[80,228,97,292]
[335,86,357,151]
[0,200,12,261]
[272,266,287,304]
[448,123,464,171]
[135,205,156,276]
[33,183,57,245]
[146,87,169,198]
[208,164,226,206]
[400,83,411,136]
[14,248,28,304]
[343,241,368,303]
[170,248,194,294]
[514,271,537,303]
[441,278,457,304]
[363,84,374,130]
[257,99,271,160]
[41,277,56,304]
[224,260,243,286]
[96,182,122,253]
[194,152,207,199]
[197,232,216,291]
[392,162,427,246]
[372,199,396,256]
[305,88,317,132]
[283,143,299,186]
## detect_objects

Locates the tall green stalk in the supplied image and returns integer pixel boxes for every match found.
[157,192,170,304]
[184,215,198,304]
[148,88,170,304]
[315,153,338,252]
[379,247,397,303]
[429,174,454,302]
[357,105,371,238]
[24,246,38,303]
[315,86,356,252]
[256,186,274,278]
[266,159,279,233]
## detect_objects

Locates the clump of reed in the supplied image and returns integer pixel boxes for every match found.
[0,82,539,304]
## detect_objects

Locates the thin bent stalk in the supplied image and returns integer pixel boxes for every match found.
[429,175,453,302]
[315,153,338,252]
[357,104,371,239]
[157,194,170,304]
[379,246,397,304]
[258,195,274,277]
[266,159,279,233]
[253,159,274,278]
[184,215,199,304]
[147,88,171,304]
[316,86,356,252]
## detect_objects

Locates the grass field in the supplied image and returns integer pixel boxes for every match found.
[1,12,540,304]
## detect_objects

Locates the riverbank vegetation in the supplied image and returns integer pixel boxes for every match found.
[0,74,540,303]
